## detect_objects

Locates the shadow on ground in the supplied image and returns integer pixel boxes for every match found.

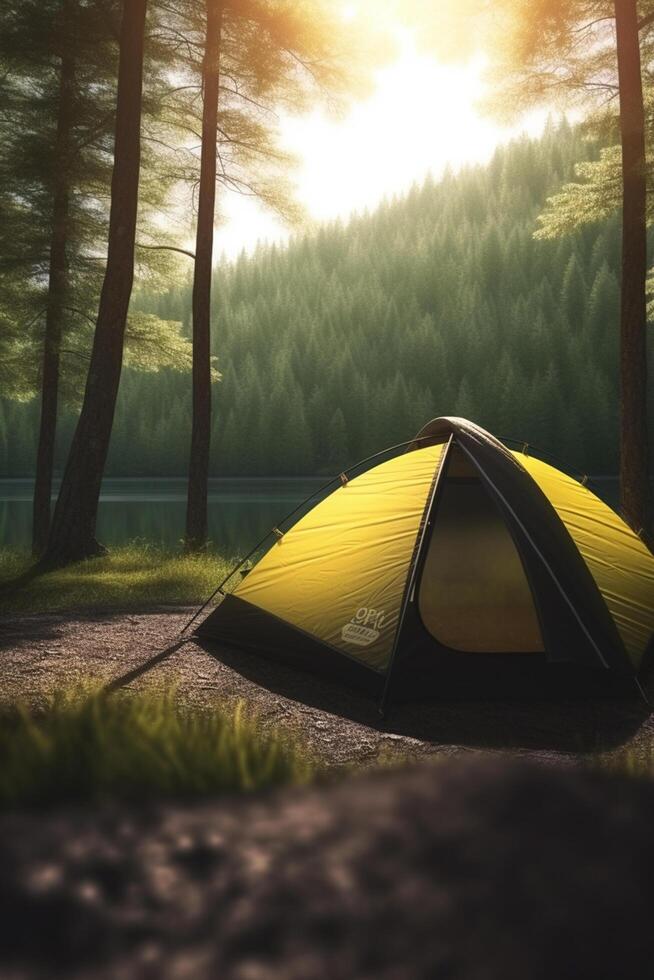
[0,607,193,655]
[195,639,649,754]
[2,609,649,764]
[0,617,68,654]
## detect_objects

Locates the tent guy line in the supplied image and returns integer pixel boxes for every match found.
[107,419,653,713]
[192,418,653,711]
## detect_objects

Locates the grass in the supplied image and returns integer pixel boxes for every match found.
[597,743,654,781]
[0,686,313,806]
[0,545,234,616]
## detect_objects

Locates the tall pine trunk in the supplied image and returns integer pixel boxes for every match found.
[185,0,223,551]
[42,0,147,567]
[32,0,75,556]
[614,0,650,532]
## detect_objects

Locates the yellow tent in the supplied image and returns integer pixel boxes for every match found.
[196,418,653,707]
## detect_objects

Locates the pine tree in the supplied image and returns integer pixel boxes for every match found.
[43,0,149,566]
[326,409,349,470]
[4,121,634,489]
[0,0,193,553]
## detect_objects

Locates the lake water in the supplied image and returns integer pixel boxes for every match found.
[0,476,626,557]
[0,478,325,557]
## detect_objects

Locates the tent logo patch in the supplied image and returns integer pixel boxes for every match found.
[342,607,386,646]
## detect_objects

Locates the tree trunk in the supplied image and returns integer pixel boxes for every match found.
[32,1,75,557]
[614,0,650,532]
[42,0,147,568]
[185,0,223,551]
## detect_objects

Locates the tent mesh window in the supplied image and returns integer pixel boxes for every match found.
[418,447,545,654]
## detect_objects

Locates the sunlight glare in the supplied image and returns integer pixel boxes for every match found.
[213,32,548,260]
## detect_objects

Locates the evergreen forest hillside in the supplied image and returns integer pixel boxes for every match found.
[3,120,651,479]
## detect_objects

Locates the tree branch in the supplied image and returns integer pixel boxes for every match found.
[63,306,96,327]
[60,348,91,361]
[22,308,47,332]
[136,242,196,259]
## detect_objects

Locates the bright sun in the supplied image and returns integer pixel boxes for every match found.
[213,28,549,260]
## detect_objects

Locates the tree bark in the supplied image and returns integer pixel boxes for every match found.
[614,0,650,532]
[32,0,75,556]
[42,0,147,567]
[185,0,223,551]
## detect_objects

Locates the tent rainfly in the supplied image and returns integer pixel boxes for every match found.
[195,418,654,709]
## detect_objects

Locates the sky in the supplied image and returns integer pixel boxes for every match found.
[213,30,550,260]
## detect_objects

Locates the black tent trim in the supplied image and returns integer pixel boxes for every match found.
[412,419,628,671]
[195,417,641,707]
[197,593,385,694]
[181,432,450,637]
[456,441,609,668]
[379,435,453,714]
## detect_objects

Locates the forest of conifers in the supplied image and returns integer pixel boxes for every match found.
[2,120,651,479]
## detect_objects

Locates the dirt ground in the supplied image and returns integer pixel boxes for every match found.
[0,607,651,767]
[2,755,654,979]
[2,610,654,979]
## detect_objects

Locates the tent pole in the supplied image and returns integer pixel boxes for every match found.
[456,441,612,670]
[180,434,442,637]
[378,436,452,719]
[634,675,650,707]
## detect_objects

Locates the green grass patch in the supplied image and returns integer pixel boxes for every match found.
[0,687,313,806]
[0,545,234,616]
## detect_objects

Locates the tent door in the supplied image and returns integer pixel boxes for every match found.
[417,446,545,654]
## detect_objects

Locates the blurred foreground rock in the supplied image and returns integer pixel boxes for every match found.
[1,756,654,979]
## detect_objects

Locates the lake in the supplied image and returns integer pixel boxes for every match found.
[0,478,326,557]
[0,475,627,557]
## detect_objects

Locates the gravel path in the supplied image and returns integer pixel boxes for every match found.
[1,608,651,768]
